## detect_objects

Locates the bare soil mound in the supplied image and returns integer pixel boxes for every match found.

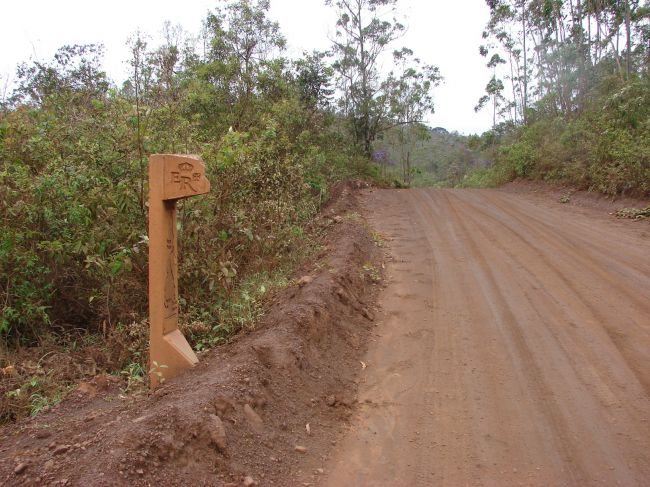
[0,181,383,487]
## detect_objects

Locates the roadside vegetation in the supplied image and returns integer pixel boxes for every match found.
[0,0,439,423]
[464,0,650,197]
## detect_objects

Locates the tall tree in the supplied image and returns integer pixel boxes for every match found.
[294,50,335,114]
[384,48,441,181]
[326,0,405,156]
[476,50,508,126]
[194,0,287,132]
[326,0,440,158]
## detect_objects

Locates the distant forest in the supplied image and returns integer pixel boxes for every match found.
[373,126,488,187]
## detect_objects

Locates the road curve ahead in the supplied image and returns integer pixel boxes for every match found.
[324,188,650,487]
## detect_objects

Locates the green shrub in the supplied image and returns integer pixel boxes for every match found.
[463,78,650,197]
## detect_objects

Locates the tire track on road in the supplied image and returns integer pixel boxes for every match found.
[323,188,650,487]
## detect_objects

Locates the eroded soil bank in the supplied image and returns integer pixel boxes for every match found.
[0,182,384,486]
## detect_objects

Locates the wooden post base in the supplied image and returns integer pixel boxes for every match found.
[149,330,198,388]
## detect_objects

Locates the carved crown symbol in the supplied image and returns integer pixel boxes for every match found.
[178,162,194,172]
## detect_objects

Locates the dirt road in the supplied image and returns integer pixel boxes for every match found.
[324,188,650,486]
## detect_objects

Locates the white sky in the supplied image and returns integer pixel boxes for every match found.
[0,0,493,134]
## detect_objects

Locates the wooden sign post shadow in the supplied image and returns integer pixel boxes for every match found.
[148,154,210,388]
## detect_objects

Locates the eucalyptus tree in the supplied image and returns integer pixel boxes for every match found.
[475,51,509,126]
[326,0,441,158]
[481,0,530,123]
[384,48,441,182]
[326,0,405,156]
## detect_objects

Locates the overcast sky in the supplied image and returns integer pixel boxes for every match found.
[0,0,493,134]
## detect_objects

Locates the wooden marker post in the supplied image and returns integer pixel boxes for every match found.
[148,154,210,388]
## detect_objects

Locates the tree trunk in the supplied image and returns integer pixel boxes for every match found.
[521,0,528,123]
[624,0,632,77]
[508,50,518,123]
[406,150,411,185]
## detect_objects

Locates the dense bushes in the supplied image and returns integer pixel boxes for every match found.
[1,97,148,342]
[0,1,362,356]
[0,95,353,351]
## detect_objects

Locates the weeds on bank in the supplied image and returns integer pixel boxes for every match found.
[120,361,147,393]
[1,362,76,422]
[361,263,382,284]
[371,231,385,248]
[182,267,293,352]
[615,207,650,219]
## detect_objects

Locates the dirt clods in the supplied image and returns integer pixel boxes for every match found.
[52,445,70,456]
[207,414,228,452]
[298,275,313,287]
[242,404,264,434]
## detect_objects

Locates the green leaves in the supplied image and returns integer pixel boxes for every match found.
[0,0,369,354]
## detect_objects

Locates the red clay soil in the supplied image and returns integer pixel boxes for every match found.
[0,181,384,487]
[324,187,650,486]
[501,179,650,225]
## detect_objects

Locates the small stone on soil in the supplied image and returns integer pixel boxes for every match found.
[362,308,375,321]
[298,276,313,287]
[214,395,236,416]
[243,476,257,486]
[14,463,28,475]
[207,414,228,451]
[243,404,264,433]
[326,395,336,406]
[335,287,350,304]
[295,445,308,453]
[52,445,70,455]
[253,395,267,408]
